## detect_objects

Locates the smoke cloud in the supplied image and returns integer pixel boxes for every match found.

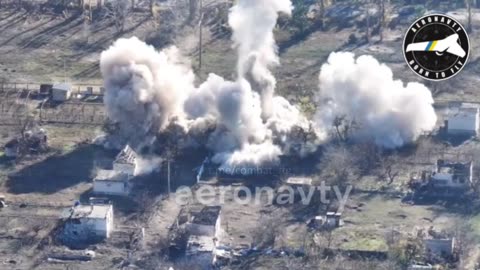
[100,0,312,170]
[100,38,194,151]
[99,1,437,173]
[314,52,437,148]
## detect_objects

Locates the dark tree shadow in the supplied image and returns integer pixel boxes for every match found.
[6,144,113,194]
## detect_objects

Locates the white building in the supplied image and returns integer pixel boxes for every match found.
[51,83,72,102]
[286,177,313,186]
[447,102,479,136]
[93,169,131,196]
[63,203,114,240]
[113,145,137,176]
[430,160,473,189]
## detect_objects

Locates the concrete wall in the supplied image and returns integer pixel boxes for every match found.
[113,163,135,176]
[188,223,215,237]
[64,207,114,240]
[448,110,479,135]
[93,181,128,196]
[52,89,71,102]
[425,239,454,256]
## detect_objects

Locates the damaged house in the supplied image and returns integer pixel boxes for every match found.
[93,169,131,196]
[113,145,137,176]
[430,159,473,189]
[62,203,114,242]
[179,206,223,266]
[187,206,222,238]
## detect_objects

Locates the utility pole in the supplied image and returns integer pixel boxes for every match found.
[63,57,67,83]
[167,157,171,195]
[198,0,203,71]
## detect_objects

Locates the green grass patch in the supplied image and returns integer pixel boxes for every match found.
[62,144,76,154]
[339,231,388,252]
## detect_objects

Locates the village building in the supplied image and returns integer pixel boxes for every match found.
[309,212,343,230]
[113,145,137,176]
[187,206,222,238]
[446,102,479,136]
[430,159,473,189]
[93,169,131,196]
[51,83,72,102]
[183,206,222,267]
[424,237,455,257]
[4,138,19,158]
[186,235,217,266]
[62,203,114,241]
[285,177,313,186]
[408,264,434,270]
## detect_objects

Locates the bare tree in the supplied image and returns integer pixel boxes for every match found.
[378,0,388,42]
[378,153,403,185]
[319,145,359,185]
[366,2,371,43]
[188,0,199,24]
[252,214,282,248]
[104,0,130,33]
[149,0,154,17]
[466,0,473,33]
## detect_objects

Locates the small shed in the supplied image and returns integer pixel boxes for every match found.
[424,238,455,257]
[39,84,53,95]
[325,212,343,228]
[4,138,19,158]
[446,102,479,136]
[51,83,72,102]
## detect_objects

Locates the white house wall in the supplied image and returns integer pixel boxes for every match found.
[93,181,128,195]
[448,111,479,134]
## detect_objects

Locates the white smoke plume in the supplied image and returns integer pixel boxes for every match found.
[182,0,311,169]
[314,52,437,148]
[100,37,195,151]
[100,0,312,171]
[229,0,292,119]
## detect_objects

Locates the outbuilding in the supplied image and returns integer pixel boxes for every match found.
[446,102,479,136]
[93,169,131,196]
[51,83,72,102]
[63,203,114,240]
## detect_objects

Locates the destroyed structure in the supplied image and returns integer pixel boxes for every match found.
[172,206,223,267]
[309,212,343,230]
[187,206,222,238]
[62,202,114,242]
[424,237,456,257]
[113,145,137,176]
[3,128,48,158]
[430,159,473,189]
[446,102,479,136]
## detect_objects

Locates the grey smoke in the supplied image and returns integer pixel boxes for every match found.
[100,38,195,151]
[99,1,437,172]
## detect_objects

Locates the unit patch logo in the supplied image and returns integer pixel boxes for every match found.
[403,14,470,81]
